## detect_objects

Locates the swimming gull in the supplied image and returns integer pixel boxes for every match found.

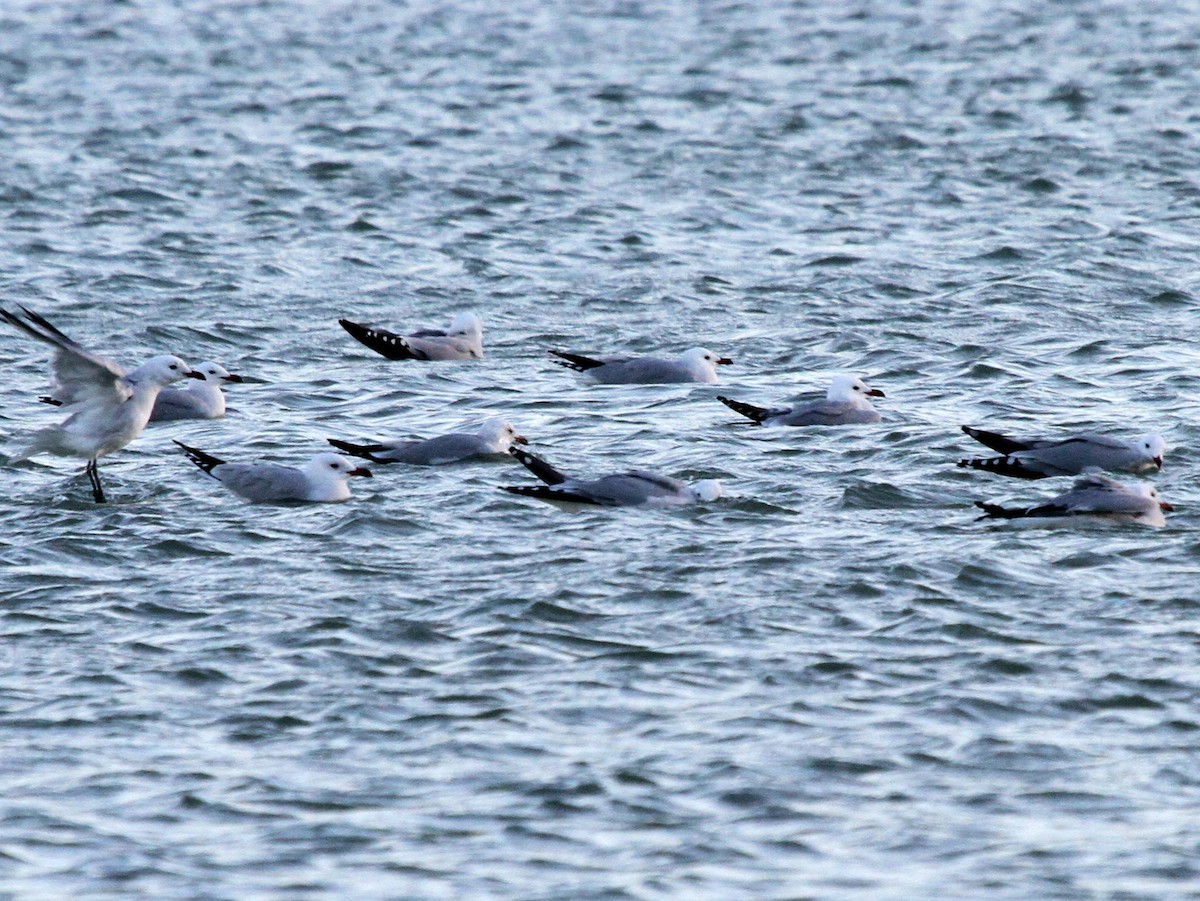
[958,425,1166,479]
[1,306,200,502]
[174,441,372,503]
[339,312,483,361]
[328,418,528,465]
[148,361,243,422]
[501,446,723,507]
[975,474,1171,527]
[718,375,885,426]
[548,347,732,384]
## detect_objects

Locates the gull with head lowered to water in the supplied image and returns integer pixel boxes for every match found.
[957,425,1166,480]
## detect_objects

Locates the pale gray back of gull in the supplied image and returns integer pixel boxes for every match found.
[339,312,483,361]
[502,446,723,507]
[975,474,1171,527]
[2,306,200,502]
[148,361,243,422]
[718,375,885,426]
[548,347,732,384]
[958,425,1166,479]
[328,417,528,465]
[174,441,372,503]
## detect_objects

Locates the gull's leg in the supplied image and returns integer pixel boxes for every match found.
[87,458,106,503]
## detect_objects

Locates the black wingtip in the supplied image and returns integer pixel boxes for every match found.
[958,456,1048,480]
[340,318,419,360]
[961,425,1031,455]
[547,349,603,372]
[326,438,390,463]
[500,484,601,505]
[173,439,225,475]
[974,501,1012,519]
[508,446,569,485]
[717,395,768,424]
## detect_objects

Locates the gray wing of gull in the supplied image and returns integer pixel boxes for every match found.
[1048,476,1152,515]
[213,462,312,502]
[1,307,130,407]
[768,399,880,426]
[400,334,482,361]
[1013,435,1146,475]
[558,471,689,505]
[376,433,492,465]
[150,387,218,421]
[586,357,695,384]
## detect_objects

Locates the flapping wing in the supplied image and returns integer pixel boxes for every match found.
[2,307,130,407]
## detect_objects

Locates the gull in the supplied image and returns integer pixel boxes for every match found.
[548,347,732,384]
[718,375,885,426]
[174,441,372,503]
[1,306,200,502]
[339,312,483,360]
[328,418,528,465]
[501,446,723,507]
[958,425,1166,479]
[39,359,243,422]
[975,474,1171,528]
[148,361,243,422]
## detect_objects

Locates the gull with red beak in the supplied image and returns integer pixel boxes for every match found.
[148,361,244,422]
[975,475,1172,528]
[548,347,733,384]
[328,418,528,466]
[958,425,1166,480]
[174,441,372,503]
[718,375,885,426]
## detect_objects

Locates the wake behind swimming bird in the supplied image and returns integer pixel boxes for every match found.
[548,347,732,384]
[958,425,1166,479]
[1,306,201,503]
[339,312,483,361]
[502,446,723,507]
[328,418,528,465]
[974,474,1171,527]
[718,375,885,426]
[174,441,372,503]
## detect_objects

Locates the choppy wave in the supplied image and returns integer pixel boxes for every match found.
[0,1,1197,898]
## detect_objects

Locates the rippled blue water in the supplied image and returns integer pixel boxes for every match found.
[2,1,1198,897]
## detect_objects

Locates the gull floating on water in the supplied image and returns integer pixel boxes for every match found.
[1,306,200,503]
[328,418,528,465]
[339,312,483,361]
[501,446,723,507]
[548,347,732,384]
[718,375,885,426]
[174,441,372,503]
[958,425,1166,479]
[975,474,1171,527]
[148,361,243,421]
